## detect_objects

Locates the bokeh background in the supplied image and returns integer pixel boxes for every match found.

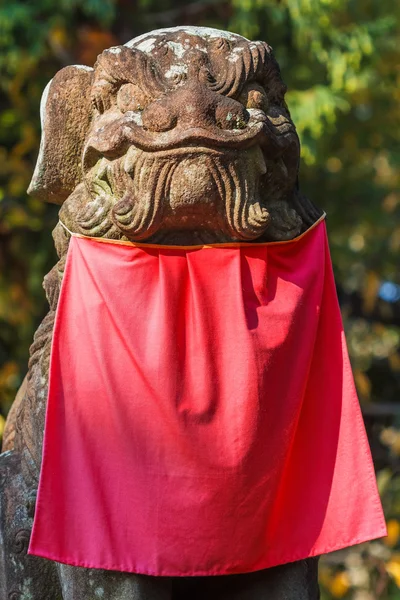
[0,0,399,597]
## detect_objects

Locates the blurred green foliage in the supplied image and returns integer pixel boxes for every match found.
[0,0,400,596]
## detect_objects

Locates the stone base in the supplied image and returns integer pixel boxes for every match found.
[0,450,61,600]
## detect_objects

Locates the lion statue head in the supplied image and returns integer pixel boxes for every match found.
[29,26,321,245]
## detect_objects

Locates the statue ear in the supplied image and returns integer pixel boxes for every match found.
[28,65,94,204]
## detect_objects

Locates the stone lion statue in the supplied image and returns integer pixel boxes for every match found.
[0,26,321,599]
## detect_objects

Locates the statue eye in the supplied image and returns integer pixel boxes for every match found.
[238,84,269,112]
[117,83,149,113]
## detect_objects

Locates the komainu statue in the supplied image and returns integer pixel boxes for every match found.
[0,26,385,600]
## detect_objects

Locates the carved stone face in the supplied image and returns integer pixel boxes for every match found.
[29,26,318,244]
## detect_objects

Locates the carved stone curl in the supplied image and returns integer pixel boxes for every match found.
[0,26,321,600]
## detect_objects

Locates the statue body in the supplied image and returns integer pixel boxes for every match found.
[0,26,321,599]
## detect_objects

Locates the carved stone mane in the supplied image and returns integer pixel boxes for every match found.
[0,26,321,600]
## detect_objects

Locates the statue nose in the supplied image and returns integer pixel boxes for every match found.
[141,83,249,133]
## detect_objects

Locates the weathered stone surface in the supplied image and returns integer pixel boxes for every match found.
[0,25,321,599]
[0,451,62,600]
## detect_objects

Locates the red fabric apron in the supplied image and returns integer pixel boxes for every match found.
[29,218,386,576]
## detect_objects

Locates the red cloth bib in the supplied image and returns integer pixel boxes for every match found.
[29,218,386,576]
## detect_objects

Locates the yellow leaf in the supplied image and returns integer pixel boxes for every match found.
[384,520,400,548]
[386,559,400,588]
[353,368,371,400]
[329,571,350,598]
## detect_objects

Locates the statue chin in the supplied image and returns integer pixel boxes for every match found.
[150,147,270,241]
[168,155,220,211]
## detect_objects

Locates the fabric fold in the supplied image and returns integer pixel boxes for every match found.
[29,220,386,576]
